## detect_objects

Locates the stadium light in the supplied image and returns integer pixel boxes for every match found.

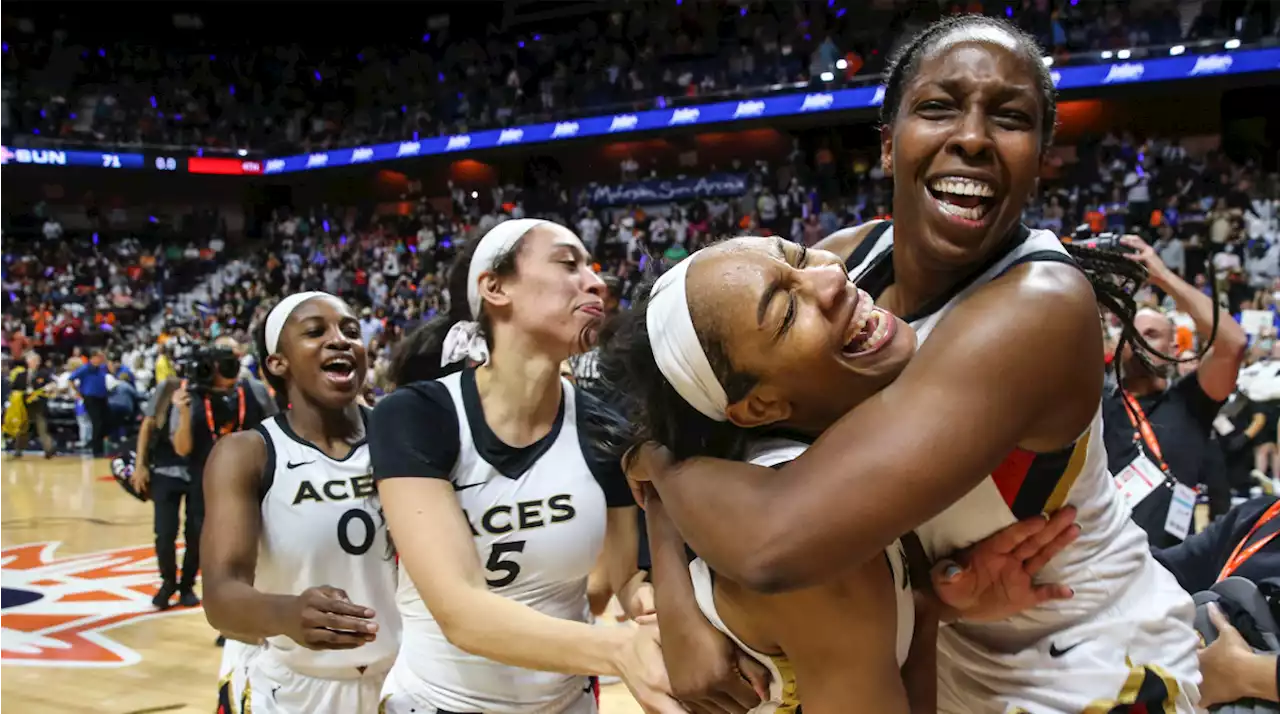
[1224,38,1241,50]
[1117,49,1131,59]
[1169,45,1186,56]
[237,149,247,156]
[820,71,835,82]
[836,58,848,70]
[1100,50,1113,59]
[1042,56,1054,67]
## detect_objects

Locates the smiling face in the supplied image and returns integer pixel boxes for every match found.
[269,295,367,409]
[882,27,1046,267]
[482,223,607,359]
[684,237,917,432]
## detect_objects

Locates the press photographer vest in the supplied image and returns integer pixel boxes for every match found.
[178,381,267,477]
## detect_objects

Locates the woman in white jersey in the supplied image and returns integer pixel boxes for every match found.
[369,219,679,714]
[604,236,1088,713]
[201,292,399,713]
[626,16,1204,714]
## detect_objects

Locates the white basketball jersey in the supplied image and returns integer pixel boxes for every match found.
[254,414,400,676]
[847,224,1192,652]
[395,371,610,714]
[690,436,914,714]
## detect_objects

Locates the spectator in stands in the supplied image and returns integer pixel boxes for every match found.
[1102,236,1248,545]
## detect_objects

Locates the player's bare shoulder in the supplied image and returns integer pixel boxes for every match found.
[813,220,889,262]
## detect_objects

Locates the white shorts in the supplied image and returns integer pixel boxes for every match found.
[379,661,600,714]
[935,558,1203,714]
[217,639,253,713]
[239,647,391,714]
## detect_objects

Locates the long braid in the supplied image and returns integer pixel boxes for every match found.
[1065,243,1220,407]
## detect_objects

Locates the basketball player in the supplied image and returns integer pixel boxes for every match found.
[201,292,399,713]
[625,16,1203,714]
[604,237,1086,713]
[370,219,680,714]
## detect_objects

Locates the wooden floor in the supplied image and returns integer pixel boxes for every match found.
[1,455,643,714]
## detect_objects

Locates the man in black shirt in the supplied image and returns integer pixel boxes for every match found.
[1103,236,1248,548]
[167,343,272,607]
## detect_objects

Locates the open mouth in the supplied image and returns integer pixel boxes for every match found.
[926,176,997,224]
[841,292,896,358]
[321,356,356,384]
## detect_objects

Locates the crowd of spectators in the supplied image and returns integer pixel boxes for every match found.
[3,0,1267,155]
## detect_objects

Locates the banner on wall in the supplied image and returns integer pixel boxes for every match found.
[588,173,748,207]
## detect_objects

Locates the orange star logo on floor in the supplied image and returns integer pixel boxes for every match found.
[1,541,200,667]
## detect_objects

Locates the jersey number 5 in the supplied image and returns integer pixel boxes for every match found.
[485,541,526,587]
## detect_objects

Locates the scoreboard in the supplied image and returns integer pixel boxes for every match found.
[0,146,264,175]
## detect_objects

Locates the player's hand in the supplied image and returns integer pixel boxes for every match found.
[658,606,770,714]
[286,585,379,650]
[172,383,192,410]
[614,623,685,714]
[932,507,1080,623]
[624,442,673,510]
[130,463,150,497]
[618,574,656,620]
[1198,603,1275,707]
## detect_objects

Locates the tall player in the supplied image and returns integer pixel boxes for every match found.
[201,292,399,713]
[370,219,680,714]
[627,16,1204,714]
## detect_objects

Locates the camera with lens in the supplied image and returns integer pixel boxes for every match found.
[181,346,241,393]
[1069,225,1139,253]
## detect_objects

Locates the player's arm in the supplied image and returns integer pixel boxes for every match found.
[754,558,914,714]
[604,505,652,620]
[201,431,377,649]
[1122,236,1247,401]
[645,262,1103,592]
[580,389,653,620]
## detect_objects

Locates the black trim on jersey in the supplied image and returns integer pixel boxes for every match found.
[461,368,565,480]
[273,409,369,463]
[854,224,1034,323]
[368,380,460,481]
[253,421,277,504]
[845,220,894,274]
[996,249,1079,278]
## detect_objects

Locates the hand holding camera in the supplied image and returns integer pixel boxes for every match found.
[172,382,192,411]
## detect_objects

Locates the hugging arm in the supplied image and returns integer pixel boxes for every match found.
[646,263,1102,591]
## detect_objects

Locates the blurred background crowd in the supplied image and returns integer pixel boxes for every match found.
[2,0,1279,512]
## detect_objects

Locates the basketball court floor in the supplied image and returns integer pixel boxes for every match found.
[1,455,644,713]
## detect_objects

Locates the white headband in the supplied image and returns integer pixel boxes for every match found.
[646,256,729,421]
[265,291,333,354]
[441,218,550,367]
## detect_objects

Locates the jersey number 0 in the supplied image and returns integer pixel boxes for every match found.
[338,508,378,556]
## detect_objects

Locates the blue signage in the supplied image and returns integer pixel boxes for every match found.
[257,48,1277,174]
[589,173,749,207]
[2,48,1275,175]
[0,146,145,169]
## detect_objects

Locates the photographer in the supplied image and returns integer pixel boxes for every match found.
[135,339,274,608]
[1102,235,1249,547]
